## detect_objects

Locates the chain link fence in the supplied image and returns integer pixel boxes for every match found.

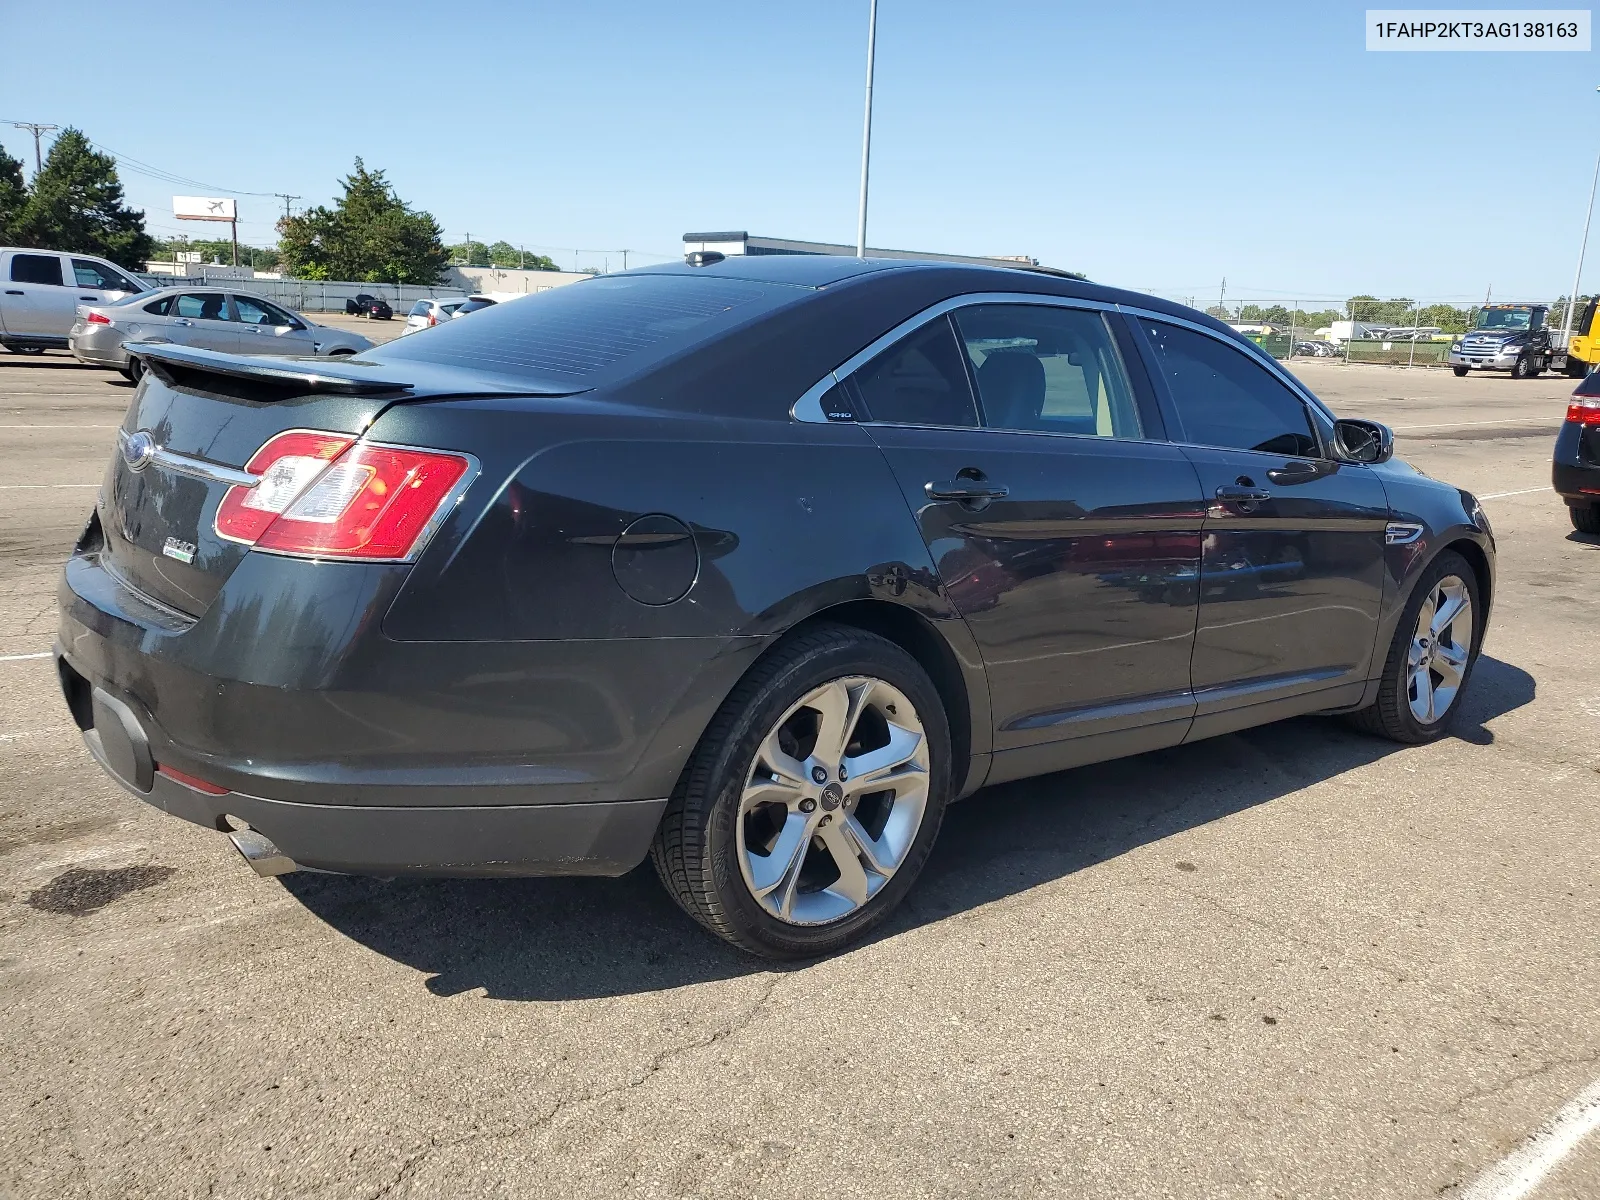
[1138,291,1593,368]
[135,274,469,313]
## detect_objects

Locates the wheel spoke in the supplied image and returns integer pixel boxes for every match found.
[1414,592,1438,641]
[1431,590,1469,640]
[1412,665,1436,722]
[818,820,871,906]
[843,814,895,877]
[842,722,924,795]
[1434,643,1468,688]
[748,811,813,900]
[756,727,808,793]
[741,772,804,812]
[808,679,858,767]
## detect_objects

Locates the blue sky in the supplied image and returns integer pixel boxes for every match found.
[1,1,1595,305]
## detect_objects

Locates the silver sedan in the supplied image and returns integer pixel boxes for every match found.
[70,287,374,381]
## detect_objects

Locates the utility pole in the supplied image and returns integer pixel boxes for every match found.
[855,0,878,258]
[621,249,630,271]
[11,122,58,175]
[1218,277,1227,316]
[273,193,300,220]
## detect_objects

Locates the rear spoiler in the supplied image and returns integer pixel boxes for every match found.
[132,343,413,396]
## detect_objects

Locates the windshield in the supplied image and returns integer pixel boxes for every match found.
[1474,308,1532,330]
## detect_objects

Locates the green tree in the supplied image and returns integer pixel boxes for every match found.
[1238,304,1264,322]
[12,128,153,270]
[1418,303,1471,334]
[485,240,560,271]
[0,141,25,244]
[449,240,491,267]
[277,158,448,284]
[1345,295,1416,325]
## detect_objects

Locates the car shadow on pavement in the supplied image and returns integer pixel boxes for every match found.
[281,655,1534,1002]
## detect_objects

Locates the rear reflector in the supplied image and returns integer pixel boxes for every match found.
[1568,397,1600,425]
[157,764,229,795]
[214,429,473,561]
[86,311,111,326]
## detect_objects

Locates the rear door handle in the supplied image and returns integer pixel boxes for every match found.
[80,295,99,301]
[926,479,1010,502]
[173,319,193,326]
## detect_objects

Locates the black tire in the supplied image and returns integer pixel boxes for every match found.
[1453,365,1469,377]
[651,623,951,959]
[1511,355,1532,380]
[125,356,143,384]
[1348,550,1482,744]
[1566,357,1590,378]
[1572,504,1600,535]
[14,344,45,355]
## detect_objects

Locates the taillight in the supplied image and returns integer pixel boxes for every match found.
[86,311,111,325]
[428,313,438,327]
[214,430,473,561]
[1567,396,1600,425]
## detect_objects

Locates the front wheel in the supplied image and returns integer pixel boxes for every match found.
[1511,355,1532,379]
[1349,551,1481,743]
[1453,365,1469,377]
[652,624,950,959]
[1572,504,1600,535]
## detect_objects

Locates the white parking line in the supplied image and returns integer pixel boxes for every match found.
[0,424,117,429]
[0,652,52,663]
[1478,487,1552,500]
[1391,417,1564,431]
[1458,1075,1600,1200]
[0,483,97,489]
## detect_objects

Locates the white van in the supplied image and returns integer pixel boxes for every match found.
[0,248,147,354]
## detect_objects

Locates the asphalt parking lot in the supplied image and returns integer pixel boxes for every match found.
[0,350,1596,1199]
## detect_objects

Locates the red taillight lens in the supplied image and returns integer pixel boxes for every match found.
[214,430,472,561]
[1567,397,1600,425]
[86,311,111,325]
[428,313,438,326]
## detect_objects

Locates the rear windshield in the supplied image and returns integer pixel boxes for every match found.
[373,273,803,383]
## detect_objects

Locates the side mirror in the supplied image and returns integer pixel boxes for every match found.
[1334,418,1394,464]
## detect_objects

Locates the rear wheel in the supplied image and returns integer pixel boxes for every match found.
[1572,504,1600,535]
[1567,357,1590,378]
[1453,365,1469,377]
[652,624,950,959]
[1349,551,1481,744]
[125,356,143,384]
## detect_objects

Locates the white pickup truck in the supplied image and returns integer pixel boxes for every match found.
[0,247,147,354]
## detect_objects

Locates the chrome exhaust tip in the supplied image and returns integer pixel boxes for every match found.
[227,827,299,877]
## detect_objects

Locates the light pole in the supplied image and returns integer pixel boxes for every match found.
[855,0,878,258]
[1561,85,1600,345]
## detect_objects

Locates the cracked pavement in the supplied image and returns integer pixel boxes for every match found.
[1,355,1597,1198]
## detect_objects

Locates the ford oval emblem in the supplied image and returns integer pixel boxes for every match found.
[122,431,157,472]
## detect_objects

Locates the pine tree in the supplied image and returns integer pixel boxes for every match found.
[0,141,25,244]
[277,158,448,284]
[13,129,153,270]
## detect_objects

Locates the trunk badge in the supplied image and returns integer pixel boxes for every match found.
[162,537,196,565]
[122,431,157,472]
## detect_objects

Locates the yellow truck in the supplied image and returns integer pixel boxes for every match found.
[1566,297,1599,376]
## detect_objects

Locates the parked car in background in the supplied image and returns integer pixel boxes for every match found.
[70,287,373,381]
[1555,372,1600,533]
[56,256,1495,959]
[0,247,147,354]
[453,295,498,317]
[402,297,467,335]
[344,294,393,319]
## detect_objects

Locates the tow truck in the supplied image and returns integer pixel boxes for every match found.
[1449,303,1570,379]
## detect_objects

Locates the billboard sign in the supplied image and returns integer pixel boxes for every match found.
[173,196,237,222]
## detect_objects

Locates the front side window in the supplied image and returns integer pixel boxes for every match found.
[234,295,295,327]
[175,293,231,322]
[1139,319,1318,457]
[10,254,63,286]
[850,316,978,427]
[72,259,139,292]
[953,304,1142,438]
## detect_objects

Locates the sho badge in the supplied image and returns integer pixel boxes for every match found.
[162,537,196,564]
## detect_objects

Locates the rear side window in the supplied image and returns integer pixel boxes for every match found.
[850,316,978,428]
[954,304,1142,438]
[10,254,63,286]
[175,293,231,321]
[456,297,497,314]
[376,274,793,382]
[1138,319,1318,457]
[143,296,175,315]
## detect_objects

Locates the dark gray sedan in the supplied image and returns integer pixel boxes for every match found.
[70,286,373,380]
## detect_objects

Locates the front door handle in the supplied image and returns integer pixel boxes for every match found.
[4,290,22,296]
[1216,484,1272,502]
[80,295,99,301]
[173,319,193,327]
[926,478,1010,503]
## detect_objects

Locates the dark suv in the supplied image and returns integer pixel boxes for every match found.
[56,256,1494,958]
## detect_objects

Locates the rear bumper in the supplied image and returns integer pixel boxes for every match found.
[1554,421,1600,504]
[56,550,765,877]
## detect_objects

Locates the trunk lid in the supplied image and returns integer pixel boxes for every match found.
[97,346,566,618]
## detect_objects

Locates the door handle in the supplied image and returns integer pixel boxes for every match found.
[80,295,99,301]
[926,478,1010,503]
[1215,484,1272,501]
[173,319,193,326]
[5,290,22,295]
[1266,461,1321,485]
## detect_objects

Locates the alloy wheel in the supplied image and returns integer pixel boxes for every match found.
[736,676,930,926]
[1406,575,1473,723]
